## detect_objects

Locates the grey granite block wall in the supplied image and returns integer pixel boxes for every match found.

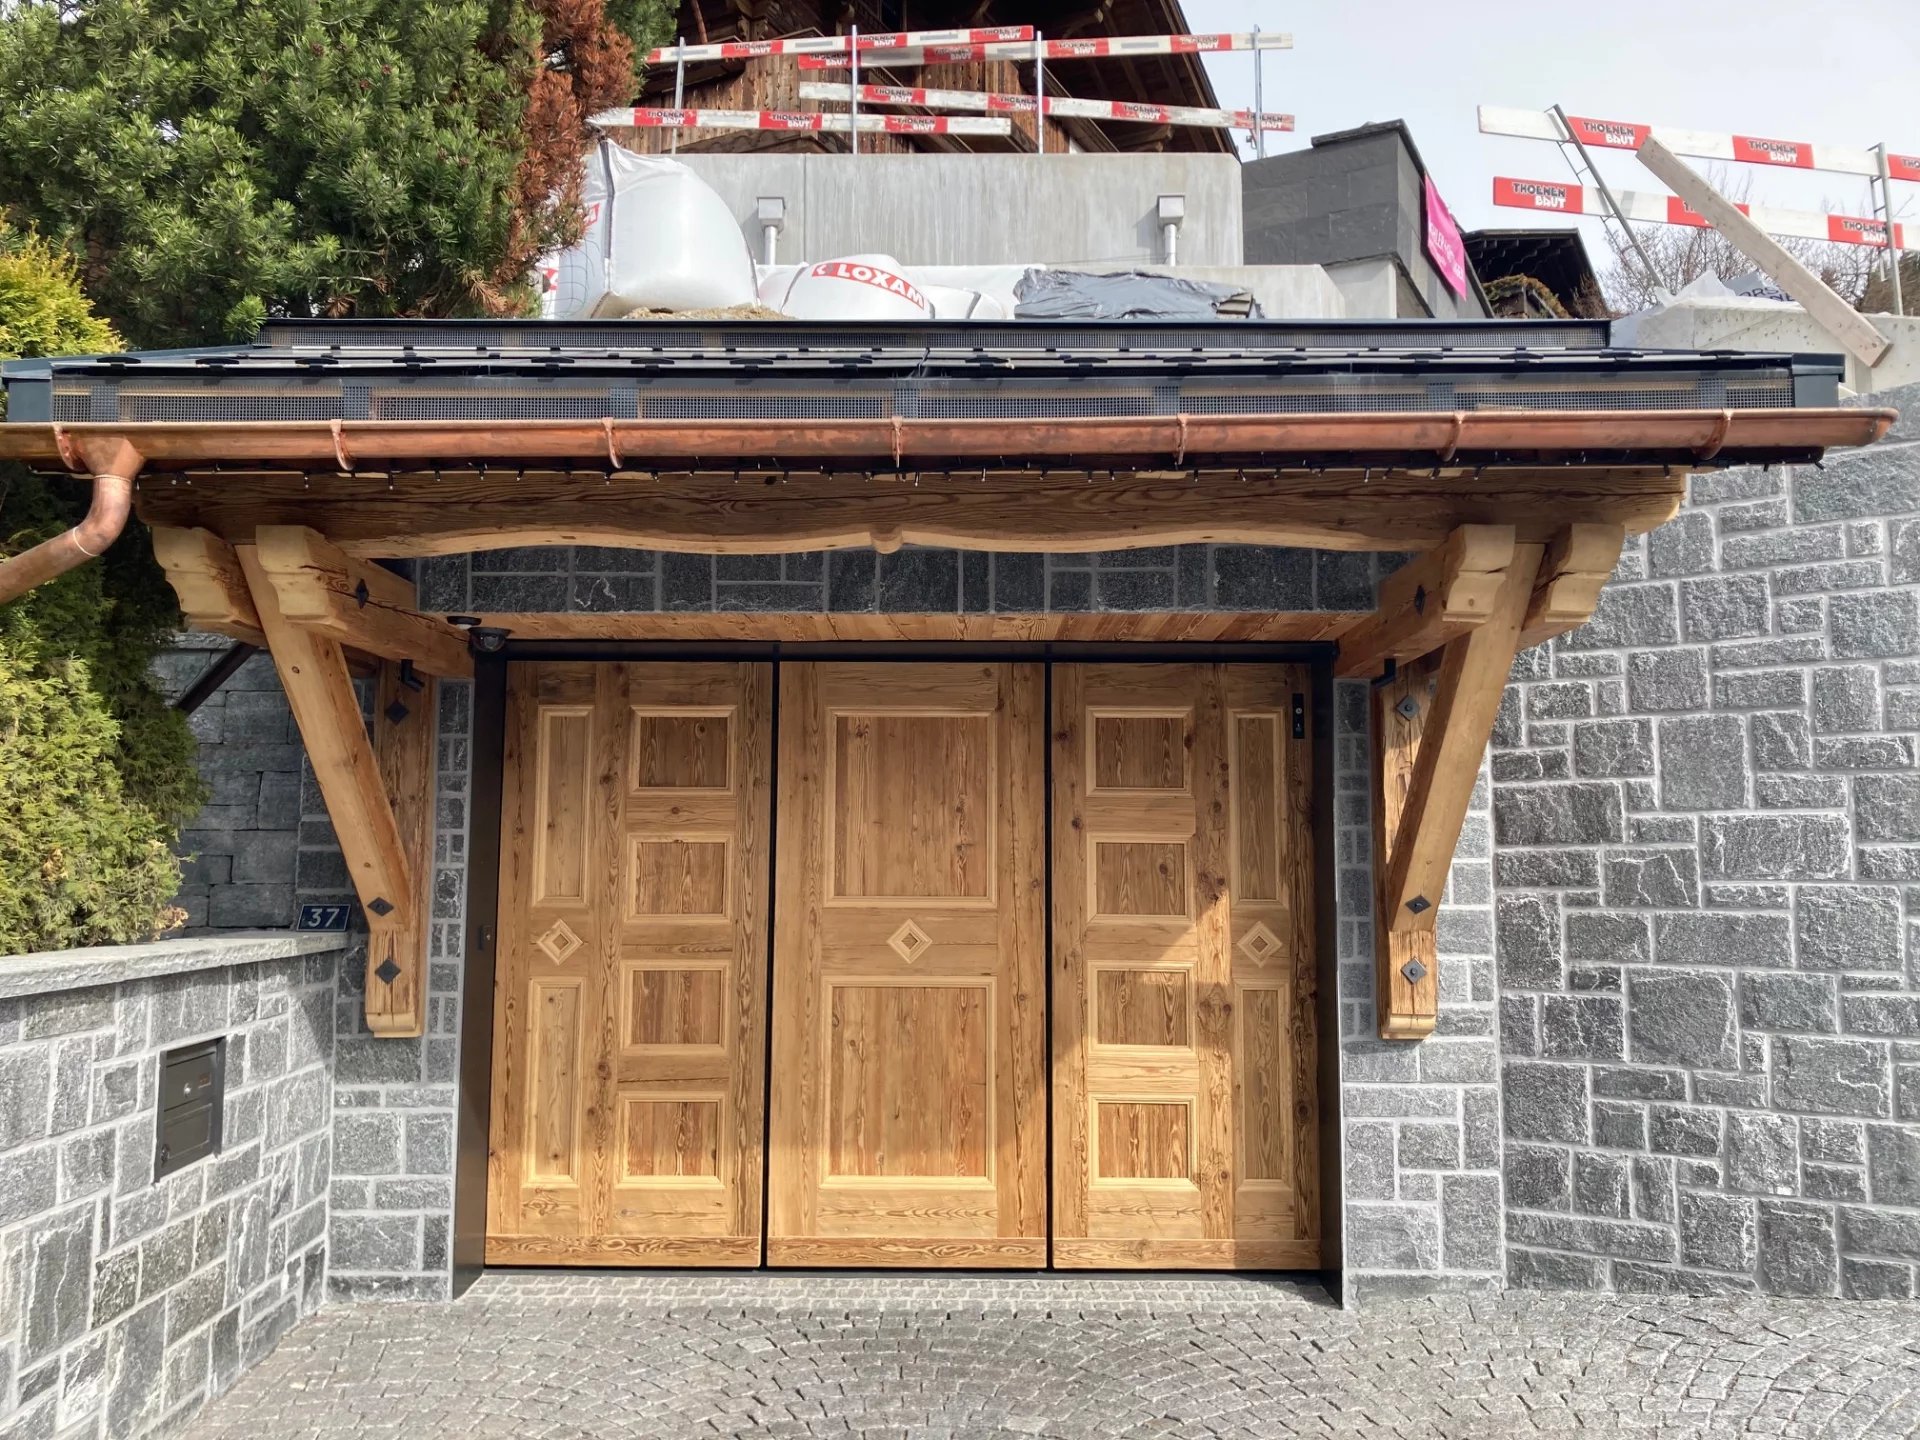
[1494,385,1920,1298]
[1335,682,1506,1303]
[0,952,336,1438]
[325,681,471,1302]
[157,640,304,932]
[417,543,1391,616]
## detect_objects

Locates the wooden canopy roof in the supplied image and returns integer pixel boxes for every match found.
[0,316,1894,1045]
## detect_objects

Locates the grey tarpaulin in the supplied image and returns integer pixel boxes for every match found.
[1012,269,1263,320]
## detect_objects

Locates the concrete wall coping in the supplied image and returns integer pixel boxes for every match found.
[0,929,348,1001]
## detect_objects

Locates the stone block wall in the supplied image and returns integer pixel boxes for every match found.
[0,951,336,1439]
[157,640,305,932]
[416,543,1392,616]
[1334,684,1506,1302]
[1492,385,1920,1298]
[324,681,472,1302]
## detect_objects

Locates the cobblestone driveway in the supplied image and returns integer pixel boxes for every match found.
[188,1274,1920,1439]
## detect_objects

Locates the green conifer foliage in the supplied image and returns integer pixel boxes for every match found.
[0,229,204,952]
[0,0,672,348]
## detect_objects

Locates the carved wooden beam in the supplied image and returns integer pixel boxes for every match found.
[252,525,472,678]
[149,526,266,646]
[1520,523,1627,650]
[1374,544,1545,1040]
[236,544,432,1036]
[133,466,1689,559]
[1334,525,1515,679]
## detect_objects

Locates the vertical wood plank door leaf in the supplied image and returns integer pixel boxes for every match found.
[767,662,1047,1267]
[487,661,772,1265]
[1052,664,1320,1269]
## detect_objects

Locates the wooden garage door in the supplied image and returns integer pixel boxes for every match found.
[767,662,1047,1266]
[1051,664,1319,1268]
[487,661,772,1265]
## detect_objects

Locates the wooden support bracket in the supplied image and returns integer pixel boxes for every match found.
[1335,525,1516,679]
[253,525,473,678]
[370,659,437,1037]
[149,526,266,646]
[237,544,435,1036]
[1520,523,1626,650]
[1374,542,1545,1040]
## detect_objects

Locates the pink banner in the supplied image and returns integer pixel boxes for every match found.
[1423,176,1469,298]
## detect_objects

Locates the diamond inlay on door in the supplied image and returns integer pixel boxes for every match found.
[887,919,933,963]
[535,920,583,965]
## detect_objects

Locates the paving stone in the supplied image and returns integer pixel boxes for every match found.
[178,1274,1920,1440]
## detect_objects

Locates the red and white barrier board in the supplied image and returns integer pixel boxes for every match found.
[646,26,1033,63]
[1480,105,1920,185]
[1493,176,1907,248]
[796,31,1292,69]
[798,81,1294,132]
[591,107,1014,136]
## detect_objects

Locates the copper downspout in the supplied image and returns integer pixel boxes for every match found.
[0,434,143,605]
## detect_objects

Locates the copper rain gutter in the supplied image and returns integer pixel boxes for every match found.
[0,408,1894,602]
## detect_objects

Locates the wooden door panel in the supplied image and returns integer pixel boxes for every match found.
[1053,663,1319,1270]
[489,661,771,1266]
[769,662,1046,1267]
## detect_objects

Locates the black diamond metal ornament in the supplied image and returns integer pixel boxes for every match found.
[374,957,402,985]
[1395,695,1420,722]
[384,698,410,725]
[1400,959,1429,984]
[1405,894,1432,915]
[367,896,395,917]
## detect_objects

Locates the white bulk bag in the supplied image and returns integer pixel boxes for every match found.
[921,283,1006,320]
[769,254,933,321]
[542,141,758,319]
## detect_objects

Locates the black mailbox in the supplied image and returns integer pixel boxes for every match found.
[154,1037,225,1180]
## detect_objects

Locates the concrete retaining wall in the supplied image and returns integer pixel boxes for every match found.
[680,151,1246,269]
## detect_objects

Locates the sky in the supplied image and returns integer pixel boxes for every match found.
[1183,0,1920,249]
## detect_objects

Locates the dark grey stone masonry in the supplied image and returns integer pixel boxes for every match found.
[156,640,306,933]
[0,947,337,1438]
[1494,383,1920,1299]
[417,544,1395,617]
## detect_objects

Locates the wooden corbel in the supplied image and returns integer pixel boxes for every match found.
[1335,525,1516,679]
[252,525,473,679]
[1520,523,1626,650]
[236,543,439,1036]
[1372,538,1545,1039]
[150,526,267,646]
